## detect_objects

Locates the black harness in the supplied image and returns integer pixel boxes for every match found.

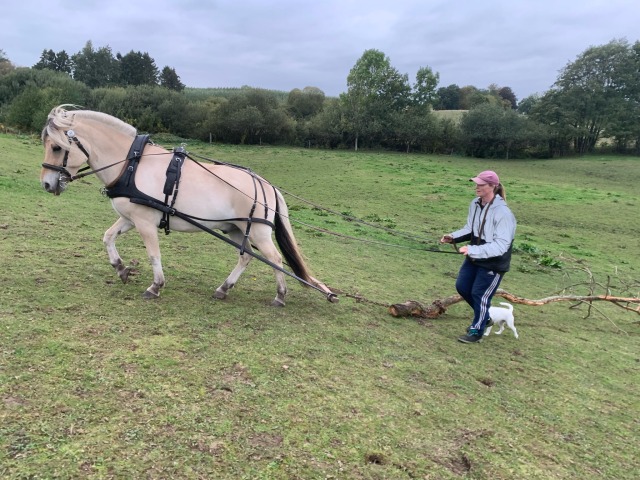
[103,134,182,235]
[104,134,153,201]
[105,135,275,254]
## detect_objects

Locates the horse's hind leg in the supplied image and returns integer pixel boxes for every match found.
[213,229,254,300]
[250,233,287,307]
[103,217,135,283]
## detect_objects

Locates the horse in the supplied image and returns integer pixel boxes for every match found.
[40,104,335,306]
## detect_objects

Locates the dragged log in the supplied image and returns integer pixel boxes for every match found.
[389,289,640,319]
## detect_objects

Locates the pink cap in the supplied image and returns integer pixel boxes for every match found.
[470,170,500,186]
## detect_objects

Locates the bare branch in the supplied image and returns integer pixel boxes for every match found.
[388,289,640,320]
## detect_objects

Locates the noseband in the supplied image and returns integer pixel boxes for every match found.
[42,130,90,181]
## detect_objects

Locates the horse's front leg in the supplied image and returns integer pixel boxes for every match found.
[103,217,135,283]
[136,222,165,299]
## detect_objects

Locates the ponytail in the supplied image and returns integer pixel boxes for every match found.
[494,183,506,202]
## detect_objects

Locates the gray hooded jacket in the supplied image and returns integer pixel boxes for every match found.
[451,194,516,272]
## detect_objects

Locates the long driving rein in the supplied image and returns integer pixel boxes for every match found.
[42,132,460,258]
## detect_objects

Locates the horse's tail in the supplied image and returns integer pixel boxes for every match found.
[274,188,312,285]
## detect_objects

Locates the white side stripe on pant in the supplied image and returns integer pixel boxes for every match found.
[473,272,502,330]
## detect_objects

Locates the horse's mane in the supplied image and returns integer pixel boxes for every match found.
[42,104,137,149]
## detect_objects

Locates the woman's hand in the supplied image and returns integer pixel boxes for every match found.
[440,235,453,244]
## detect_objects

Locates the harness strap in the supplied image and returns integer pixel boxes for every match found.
[159,146,187,235]
[239,175,260,255]
[69,133,90,159]
[105,137,276,234]
[104,134,151,197]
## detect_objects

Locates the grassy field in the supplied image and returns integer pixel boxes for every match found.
[432,110,467,123]
[1,133,638,479]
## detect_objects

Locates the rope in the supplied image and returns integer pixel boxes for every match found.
[186,151,458,255]
[292,218,458,253]
[279,187,430,243]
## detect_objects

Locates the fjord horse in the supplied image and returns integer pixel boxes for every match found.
[40,105,332,306]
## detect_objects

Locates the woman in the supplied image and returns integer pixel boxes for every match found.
[440,170,516,343]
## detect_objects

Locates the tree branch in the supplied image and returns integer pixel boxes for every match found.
[388,289,640,319]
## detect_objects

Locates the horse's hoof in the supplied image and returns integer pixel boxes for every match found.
[142,290,160,300]
[270,299,285,307]
[213,290,227,300]
[119,267,131,284]
[327,293,339,303]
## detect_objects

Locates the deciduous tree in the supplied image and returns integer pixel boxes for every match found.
[412,66,439,107]
[435,84,461,110]
[340,49,411,150]
[498,86,517,109]
[287,86,325,119]
[461,103,545,159]
[532,39,637,155]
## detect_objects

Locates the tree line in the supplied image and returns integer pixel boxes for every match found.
[1,39,638,158]
[31,41,185,91]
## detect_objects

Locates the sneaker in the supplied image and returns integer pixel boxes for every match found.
[458,328,483,343]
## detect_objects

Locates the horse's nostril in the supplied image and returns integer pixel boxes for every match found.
[44,182,51,191]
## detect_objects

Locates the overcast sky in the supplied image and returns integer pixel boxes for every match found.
[2,0,639,101]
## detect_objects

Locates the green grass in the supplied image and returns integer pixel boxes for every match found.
[1,133,638,479]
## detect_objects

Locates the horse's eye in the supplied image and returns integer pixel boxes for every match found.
[52,145,62,152]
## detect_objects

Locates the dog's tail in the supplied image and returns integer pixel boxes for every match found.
[499,302,513,312]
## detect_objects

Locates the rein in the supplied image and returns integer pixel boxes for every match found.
[43,131,458,257]
[187,151,460,255]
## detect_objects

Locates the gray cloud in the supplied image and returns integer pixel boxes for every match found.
[2,0,638,100]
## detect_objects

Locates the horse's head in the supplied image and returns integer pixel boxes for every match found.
[40,105,88,195]
[40,105,138,195]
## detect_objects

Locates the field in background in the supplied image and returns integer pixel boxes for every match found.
[1,134,638,479]
[433,109,467,123]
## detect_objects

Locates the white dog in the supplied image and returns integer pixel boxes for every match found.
[484,302,518,339]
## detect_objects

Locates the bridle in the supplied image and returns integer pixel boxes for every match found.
[42,129,127,183]
[41,130,90,181]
